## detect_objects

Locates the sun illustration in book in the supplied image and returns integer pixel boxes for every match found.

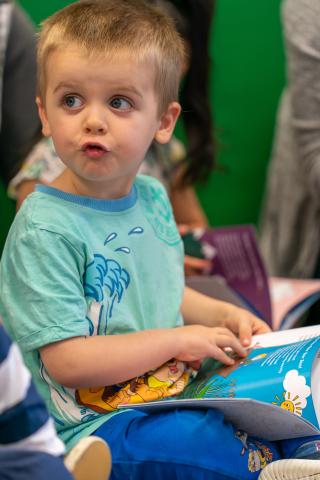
[272,369,311,416]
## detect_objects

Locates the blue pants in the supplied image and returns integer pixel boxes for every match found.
[94,408,311,480]
[0,450,73,480]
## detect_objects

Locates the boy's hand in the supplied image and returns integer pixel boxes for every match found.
[175,325,247,366]
[181,287,271,349]
[219,303,271,347]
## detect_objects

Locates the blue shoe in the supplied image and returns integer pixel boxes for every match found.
[292,440,320,460]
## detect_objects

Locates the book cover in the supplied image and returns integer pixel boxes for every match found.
[200,225,272,324]
[269,277,320,330]
[183,226,320,330]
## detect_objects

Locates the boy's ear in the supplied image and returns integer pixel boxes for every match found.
[154,101,181,144]
[36,96,51,137]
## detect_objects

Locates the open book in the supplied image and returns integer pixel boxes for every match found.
[269,277,320,330]
[183,225,320,330]
[121,325,320,441]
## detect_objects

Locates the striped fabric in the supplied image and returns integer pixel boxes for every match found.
[0,324,65,456]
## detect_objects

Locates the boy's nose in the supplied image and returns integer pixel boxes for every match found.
[84,108,107,134]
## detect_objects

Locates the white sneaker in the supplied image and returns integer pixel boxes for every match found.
[258,459,320,480]
[64,436,112,480]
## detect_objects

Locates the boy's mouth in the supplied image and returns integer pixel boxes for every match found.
[81,142,109,159]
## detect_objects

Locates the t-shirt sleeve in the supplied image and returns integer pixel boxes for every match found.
[7,138,65,199]
[0,226,89,353]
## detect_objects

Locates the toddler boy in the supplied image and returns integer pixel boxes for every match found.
[1,1,319,478]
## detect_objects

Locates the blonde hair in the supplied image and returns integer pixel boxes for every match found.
[37,0,186,112]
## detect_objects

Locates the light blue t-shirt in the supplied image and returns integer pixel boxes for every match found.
[0,175,184,449]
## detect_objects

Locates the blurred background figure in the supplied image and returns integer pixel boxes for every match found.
[259,0,320,280]
[0,0,40,186]
[0,0,41,255]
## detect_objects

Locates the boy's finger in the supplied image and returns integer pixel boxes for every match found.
[238,318,253,347]
[209,346,235,365]
[226,335,248,358]
[187,360,202,370]
[254,319,271,334]
[213,333,247,358]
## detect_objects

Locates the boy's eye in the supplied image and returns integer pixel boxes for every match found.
[64,95,82,109]
[110,97,131,110]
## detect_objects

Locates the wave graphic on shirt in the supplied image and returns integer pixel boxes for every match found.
[39,361,98,427]
[84,254,130,334]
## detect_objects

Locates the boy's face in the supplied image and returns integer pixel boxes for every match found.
[37,45,180,198]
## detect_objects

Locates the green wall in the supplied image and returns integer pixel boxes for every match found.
[18,0,71,25]
[202,0,285,226]
[0,184,15,253]
[1,0,285,253]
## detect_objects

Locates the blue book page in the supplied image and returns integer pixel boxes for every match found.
[180,337,320,428]
[122,327,320,439]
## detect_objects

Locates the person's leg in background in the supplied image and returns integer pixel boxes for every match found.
[0,450,73,480]
[0,323,111,480]
[0,437,111,480]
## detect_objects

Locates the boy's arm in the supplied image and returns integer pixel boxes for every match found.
[40,329,179,387]
[40,323,248,389]
[181,286,270,347]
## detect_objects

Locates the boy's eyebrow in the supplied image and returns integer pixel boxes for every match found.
[53,81,144,98]
[53,82,80,93]
[114,86,144,98]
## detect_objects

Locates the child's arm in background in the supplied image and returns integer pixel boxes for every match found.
[171,184,208,230]
[181,286,271,347]
[40,323,247,389]
[8,137,64,209]
[170,167,212,276]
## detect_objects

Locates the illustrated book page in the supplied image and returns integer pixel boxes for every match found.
[122,326,320,440]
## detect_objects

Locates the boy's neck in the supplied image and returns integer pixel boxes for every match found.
[50,169,135,200]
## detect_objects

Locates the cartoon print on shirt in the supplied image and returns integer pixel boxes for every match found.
[40,359,99,426]
[44,226,144,423]
[84,253,130,334]
[76,359,197,413]
[83,225,145,335]
[139,181,181,245]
